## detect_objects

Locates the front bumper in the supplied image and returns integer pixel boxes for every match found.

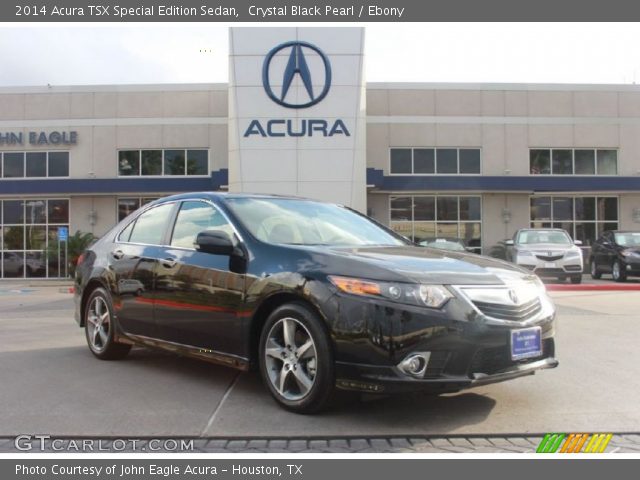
[515,256,582,277]
[327,286,557,394]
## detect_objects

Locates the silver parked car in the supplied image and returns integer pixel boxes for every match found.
[505,228,583,284]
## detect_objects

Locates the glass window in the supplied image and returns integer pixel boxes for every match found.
[436,223,459,237]
[24,200,46,224]
[413,196,435,221]
[390,196,412,221]
[531,197,551,221]
[574,150,595,175]
[390,149,412,174]
[390,222,413,241]
[575,223,596,246]
[552,149,573,174]
[553,197,574,221]
[2,252,24,278]
[26,152,47,177]
[118,221,135,243]
[598,197,618,221]
[597,150,617,175]
[3,152,24,178]
[412,222,436,244]
[118,199,140,222]
[128,203,174,245]
[575,197,596,221]
[187,150,208,175]
[459,149,481,174]
[171,201,232,248]
[460,197,481,221]
[436,149,457,174]
[164,150,186,175]
[47,200,69,224]
[3,226,24,250]
[3,201,24,224]
[530,149,551,174]
[48,152,69,177]
[437,196,458,221]
[25,226,46,250]
[141,150,162,176]
[413,149,435,174]
[118,151,139,176]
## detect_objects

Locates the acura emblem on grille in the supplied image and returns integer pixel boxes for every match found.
[508,289,519,304]
[547,251,553,256]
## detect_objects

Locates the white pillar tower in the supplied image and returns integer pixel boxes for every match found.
[228,27,367,212]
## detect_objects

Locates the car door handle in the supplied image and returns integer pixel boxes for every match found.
[161,258,177,268]
[112,250,125,260]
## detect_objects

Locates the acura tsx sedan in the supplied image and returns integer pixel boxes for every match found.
[74,193,558,413]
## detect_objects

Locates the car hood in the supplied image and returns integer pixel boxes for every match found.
[316,245,534,286]
[515,243,575,252]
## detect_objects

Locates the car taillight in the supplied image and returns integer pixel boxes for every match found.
[77,253,85,266]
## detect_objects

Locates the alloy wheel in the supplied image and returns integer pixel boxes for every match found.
[264,317,317,401]
[86,296,110,352]
[613,261,620,280]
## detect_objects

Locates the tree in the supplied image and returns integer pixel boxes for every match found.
[48,230,96,277]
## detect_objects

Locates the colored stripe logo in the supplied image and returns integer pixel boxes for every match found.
[537,433,613,453]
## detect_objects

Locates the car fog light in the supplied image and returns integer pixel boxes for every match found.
[397,352,431,378]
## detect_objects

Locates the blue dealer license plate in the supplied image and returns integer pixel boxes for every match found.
[510,327,542,360]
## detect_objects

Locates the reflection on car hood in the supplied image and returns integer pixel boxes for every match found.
[322,245,533,285]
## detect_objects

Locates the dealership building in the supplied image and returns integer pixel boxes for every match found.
[2,26,640,278]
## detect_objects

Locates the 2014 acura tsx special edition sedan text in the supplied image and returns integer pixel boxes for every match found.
[74,193,558,413]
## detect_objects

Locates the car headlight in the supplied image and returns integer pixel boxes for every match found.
[565,249,582,258]
[621,250,640,257]
[328,276,453,309]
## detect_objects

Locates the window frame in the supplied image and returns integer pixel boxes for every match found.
[168,200,235,251]
[116,148,210,178]
[0,151,69,179]
[529,148,618,176]
[117,201,179,247]
[389,147,482,176]
[388,194,483,253]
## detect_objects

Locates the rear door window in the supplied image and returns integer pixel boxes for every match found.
[128,203,175,245]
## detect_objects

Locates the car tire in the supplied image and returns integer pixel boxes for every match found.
[84,287,131,360]
[590,259,602,279]
[570,275,582,284]
[612,260,627,283]
[259,302,334,414]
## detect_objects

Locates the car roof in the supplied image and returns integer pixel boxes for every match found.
[153,192,322,203]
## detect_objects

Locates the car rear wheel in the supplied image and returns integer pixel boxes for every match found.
[612,260,627,282]
[259,302,334,414]
[590,259,602,279]
[84,287,131,360]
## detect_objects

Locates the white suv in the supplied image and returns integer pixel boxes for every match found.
[505,228,583,284]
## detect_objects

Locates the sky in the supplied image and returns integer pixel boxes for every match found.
[1,23,640,86]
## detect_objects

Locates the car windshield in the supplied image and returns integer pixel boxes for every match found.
[420,240,466,251]
[225,197,407,247]
[516,230,572,245]
[614,232,640,246]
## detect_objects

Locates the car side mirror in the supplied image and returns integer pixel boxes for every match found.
[196,230,234,255]
[504,240,514,246]
[574,240,583,246]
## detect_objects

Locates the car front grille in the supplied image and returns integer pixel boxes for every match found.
[469,338,554,376]
[535,254,565,261]
[472,297,542,321]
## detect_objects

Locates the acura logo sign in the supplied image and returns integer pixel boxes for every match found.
[508,289,519,304]
[262,41,332,109]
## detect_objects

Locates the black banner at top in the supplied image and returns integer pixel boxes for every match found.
[4,0,640,22]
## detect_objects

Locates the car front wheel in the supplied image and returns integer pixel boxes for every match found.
[259,302,334,414]
[84,287,131,360]
[612,260,627,283]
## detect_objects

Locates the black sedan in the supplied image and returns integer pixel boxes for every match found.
[74,193,557,413]
[590,230,640,282]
